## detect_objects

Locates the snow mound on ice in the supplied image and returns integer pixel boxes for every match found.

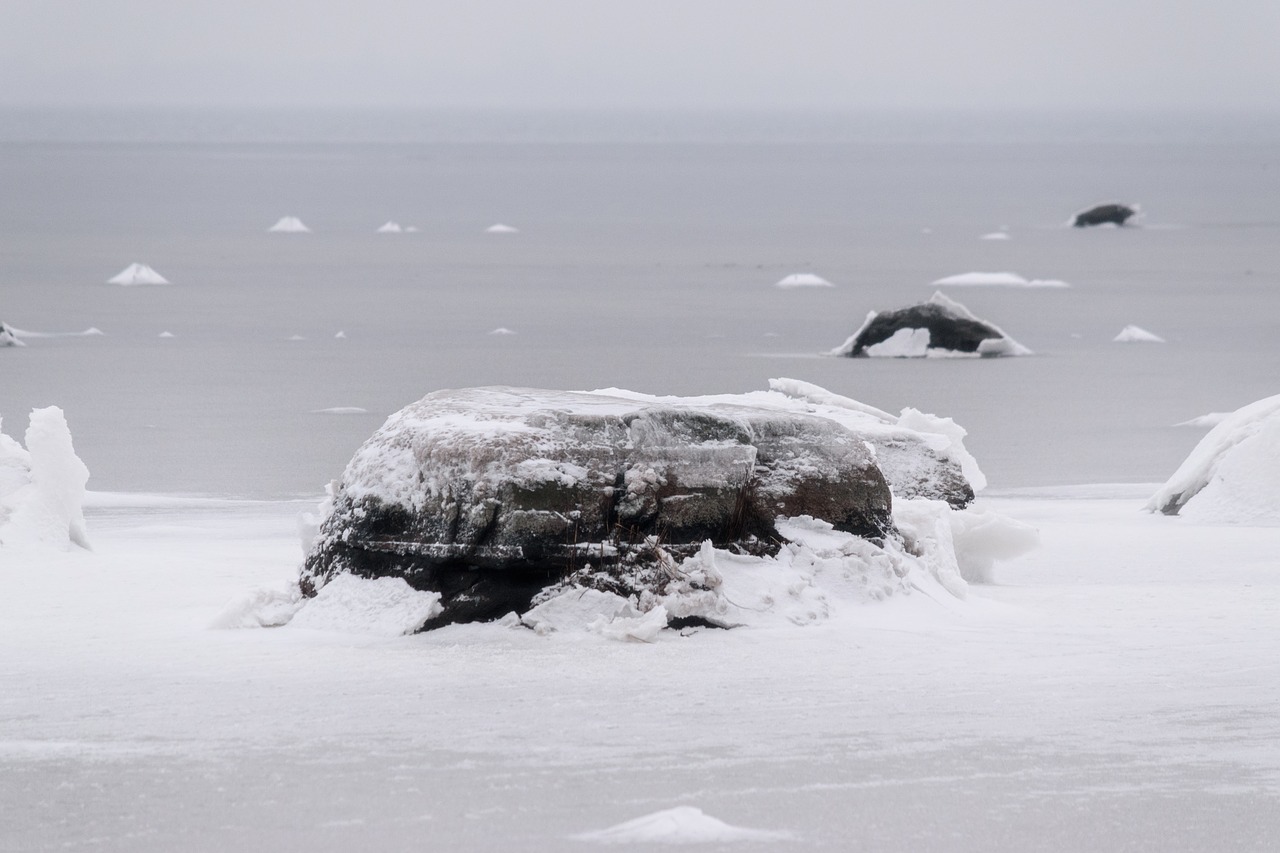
[0,407,91,550]
[269,216,310,233]
[932,271,1069,288]
[979,231,1011,240]
[107,263,169,286]
[376,221,404,233]
[1113,325,1165,343]
[1,322,24,347]
[485,223,519,233]
[521,588,669,642]
[4,326,102,339]
[1176,412,1229,428]
[211,583,305,629]
[1147,393,1280,521]
[311,407,368,415]
[775,272,833,288]
[572,806,789,845]
[489,327,516,335]
[288,574,442,636]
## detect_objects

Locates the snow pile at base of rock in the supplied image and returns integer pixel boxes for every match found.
[211,583,306,629]
[1147,393,1280,522]
[932,271,1069,288]
[0,407,91,550]
[287,574,442,636]
[1113,325,1165,343]
[830,291,1030,359]
[571,806,790,845]
[775,273,833,288]
[1,322,24,347]
[269,216,311,233]
[107,263,169,286]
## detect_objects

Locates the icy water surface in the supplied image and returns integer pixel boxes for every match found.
[3,110,1279,496]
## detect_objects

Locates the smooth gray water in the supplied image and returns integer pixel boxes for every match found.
[3,111,1279,497]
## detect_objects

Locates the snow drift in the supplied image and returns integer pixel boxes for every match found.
[932,272,1069,288]
[775,273,834,288]
[1147,393,1280,523]
[107,263,169,286]
[0,407,91,550]
[485,223,519,234]
[269,217,311,233]
[1114,325,1165,343]
[572,806,789,844]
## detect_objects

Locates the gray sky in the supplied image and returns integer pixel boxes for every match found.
[3,0,1278,111]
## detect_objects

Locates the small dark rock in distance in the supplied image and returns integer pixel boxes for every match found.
[1073,203,1136,227]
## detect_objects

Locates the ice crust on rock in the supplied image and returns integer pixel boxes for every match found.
[107,263,169,286]
[572,805,790,844]
[1148,393,1280,522]
[0,407,91,550]
[269,216,311,233]
[1114,325,1165,343]
[775,272,834,288]
[831,291,1030,359]
[932,271,1069,288]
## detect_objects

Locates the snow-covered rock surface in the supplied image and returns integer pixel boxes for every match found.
[1114,325,1165,343]
[0,407,91,550]
[269,216,310,233]
[775,272,833,288]
[107,262,169,286]
[1147,393,1280,522]
[932,271,1069,288]
[572,805,790,844]
[831,291,1030,358]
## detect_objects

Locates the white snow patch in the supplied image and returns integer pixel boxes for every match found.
[287,334,306,341]
[521,588,641,637]
[865,327,931,357]
[979,231,1011,240]
[335,331,347,339]
[485,223,519,233]
[1113,325,1165,343]
[489,327,516,335]
[288,574,442,636]
[311,407,369,415]
[1147,393,1280,520]
[158,331,174,338]
[269,216,310,233]
[775,272,833,288]
[932,271,1069,288]
[7,326,104,339]
[376,221,404,233]
[107,263,169,286]
[0,407,91,550]
[572,806,790,845]
[1175,413,1229,429]
[210,583,305,629]
[1,323,24,347]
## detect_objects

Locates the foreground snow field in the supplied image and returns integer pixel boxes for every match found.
[3,488,1279,851]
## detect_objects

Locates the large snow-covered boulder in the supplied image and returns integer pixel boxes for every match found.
[831,291,1030,358]
[1147,393,1280,523]
[302,386,902,625]
[1073,203,1137,227]
[0,407,91,550]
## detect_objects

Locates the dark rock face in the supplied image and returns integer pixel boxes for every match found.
[301,388,895,627]
[835,292,1027,359]
[1073,203,1136,227]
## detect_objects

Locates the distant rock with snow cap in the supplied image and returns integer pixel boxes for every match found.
[1073,203,1138,227]
[831,291,1030,358]
[300,381,984,627]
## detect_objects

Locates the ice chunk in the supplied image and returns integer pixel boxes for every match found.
[865,327,932,357]
[932,271,1069,288]
[288,574,442,635]
[376,221,404,233]
[1113,325,1165,343]
[269,216,311,233]
[107,263,169,286]
[488,327,516,335]
[1148,393,1280,521]
[0,407,91,550]
[572,806,789,844]
[979,231,1011,240]
[0,322,24,347]
[521,588,637,635]
[775,272,834,288]
[485,223,519,233]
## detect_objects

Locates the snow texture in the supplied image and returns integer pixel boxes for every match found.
[5,325,102,339]
[0,407,91,550]
[979,231,1011,240]
[287,574,442,636]
[572,806,790,844]
[865,327,931,357]
[107,262,169,286]
[489,327,516,335]
[377,221,404,233]
[1176,412,1229,429]
[1147,393,1280,520]
[269,216,311,233]
[1113,325,1165,343]
[485,223,519,233]
[775,272,834,288]
[932,271,1070,288]
[210,583,305,629]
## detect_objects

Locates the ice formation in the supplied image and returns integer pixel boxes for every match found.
[979,231,1011,240]
[1175,413,1229,429]
[932,271,1069,288]
[0,407,91,550]
[1147,393,1280,523]
[489,327,516,335]
[376,221,404,233]
[269,216,311,233]
[485,223,519,233]
[571,806,789,844]
[1,322,24,347]
[775,273,834,288]
[107,263,169,286]
[1113,325,1165,343]
[831,291,1031,359]
[287,574,442,636]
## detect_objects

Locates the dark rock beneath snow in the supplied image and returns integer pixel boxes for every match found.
[1073,203,1136,227]
[835,292,1027,358]
[301,387,896,627]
